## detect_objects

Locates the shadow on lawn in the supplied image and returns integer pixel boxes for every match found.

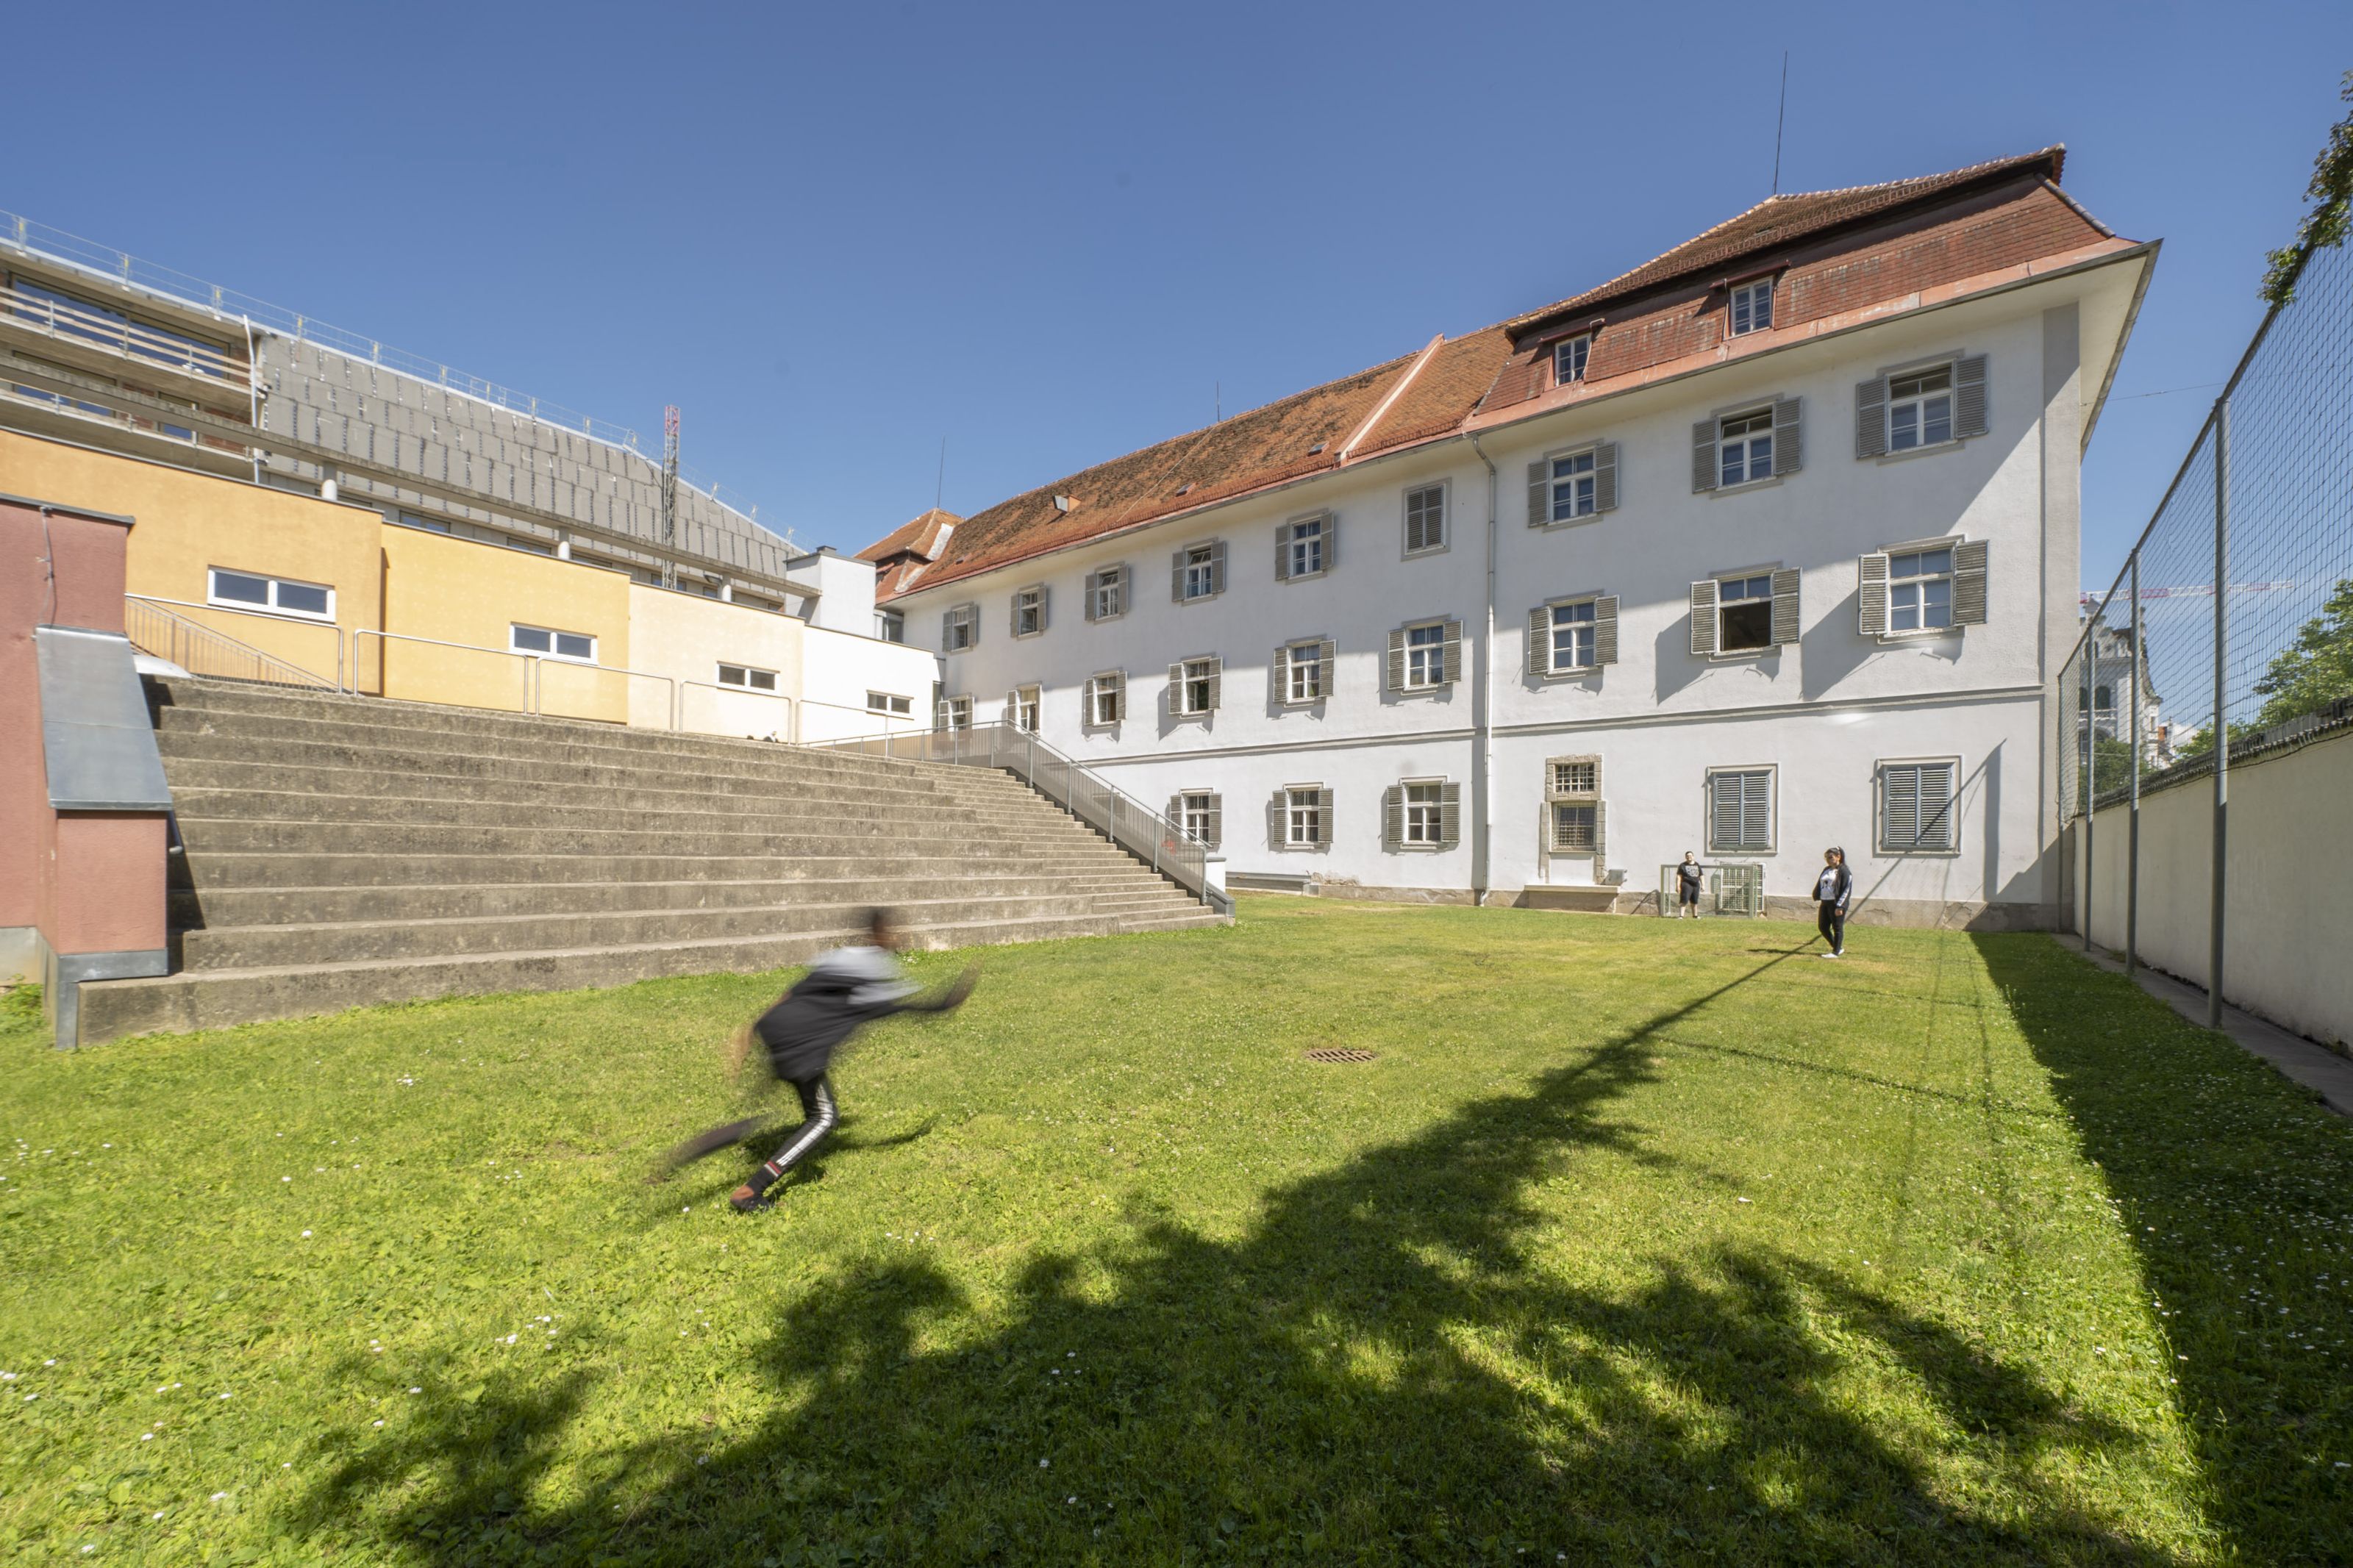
[293,946,2184,1566]
[1974,934,2353,1567]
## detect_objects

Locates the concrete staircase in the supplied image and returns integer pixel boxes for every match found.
[76,679,1226,1042]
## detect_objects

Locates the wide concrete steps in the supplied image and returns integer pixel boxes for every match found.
[74,678,1227,1043]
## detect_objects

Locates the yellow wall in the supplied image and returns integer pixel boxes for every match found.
[626,582,803,735]
[375,527,635,723]
[1,429,376,687]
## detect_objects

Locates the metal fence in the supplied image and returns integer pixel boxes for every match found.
[810,721,1232,917]
[2058,232,2353,1023]
[124,596,336,690]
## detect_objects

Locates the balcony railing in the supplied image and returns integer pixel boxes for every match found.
[2,280,251,387]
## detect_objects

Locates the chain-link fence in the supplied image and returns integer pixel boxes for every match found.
[2058,232,2353,1027]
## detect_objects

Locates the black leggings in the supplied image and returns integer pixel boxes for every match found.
[749,1074,838,1194]
[1817,903,1846,953]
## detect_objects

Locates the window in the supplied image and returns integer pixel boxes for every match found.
[1550,759,1597,795]
[1553,334,1590,385]
[207,568,335,622]
[716,662,779,691]
[1549,448,1599,521]
[939,695,973,730]
[942,603,977,653]
[1279,515,1327,580]
[510,623,596,663]
[1009,684,1041,732]
[1707,768,1774,854]
[1403,781,1444,845]
[1169,656,1221,717]
[1393,621,1457,690]
[1013,586,1046,638]
[1087,565,1127,622]
[1881,761,1958,853]
[1176,791,1221,849]
[1888,365,1953,451]
[1276,639,1332,706]
[1718,409,1774,487]
[1085,671,1126,727]
[1715,574,1776,652]
[1549,599,1596,672]
[1728,278,1774,336]
[397,509,453,534]
[1545,756,1602,856]
[1551,803,1598,853]
[1175,540,1224,602]
[867,690,912,717]
[1404,484,1446,554]
[1888,548,1954,632]
[1383,778,1460,852]
[1283,785,1329,848]
[876,609,905,644]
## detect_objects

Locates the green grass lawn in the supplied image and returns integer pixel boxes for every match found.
[4,900,2349,1565]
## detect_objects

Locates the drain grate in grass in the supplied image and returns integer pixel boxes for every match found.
[1304,1046,1377,1063]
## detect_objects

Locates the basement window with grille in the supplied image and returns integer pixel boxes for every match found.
[511,623,596,663]
[208,567,335,623]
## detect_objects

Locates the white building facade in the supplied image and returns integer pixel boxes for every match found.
[868,152,2154,926]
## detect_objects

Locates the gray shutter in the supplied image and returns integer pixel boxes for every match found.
[1856,377,1888,459]
[1858,553,1890,637]
[1885,765,1915,850]
[1383,785,1402,851]
[1710,775,1738,852]
[1439,782,1461,850]
[1205,658,1221,712]
[1274,524,1290,583]
[1268,791,1286,848]
[1743,773,1771,850]
[1271,642,1290,702]
[1594,595,1619,665]
[1527,605,1550,677]
[1593,441,1619,512]
[1317,639,1335,695]
[1952,539,1990,626]
[1007,689,1020,724]
[1080,676,1094,726]
[1772,396,1802,475]
[1691,420,1718,493]
[1035,586,1047,632]
[1167,662,1185,717]
[1770,568,1802,646]
[1527,459,1551,525]
[1689,580,1718,657]
[1209,539,1227,595]
[1168,793,1185,834]
[1205,795,1221,851]
[1171,551,1186,603]
[1920,764,1954,850]
[1084,570,1101,623]
[1324,516,1338,573]
[1107,670,1124,720]
[1315,789,1334,845]
[1010,596,1021,638]
[1954,354,1989,438]
[1386,629,1406,692]
[935,698,952,730]
[1442,620,1463,684]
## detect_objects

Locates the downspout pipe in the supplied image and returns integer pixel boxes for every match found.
[1467,431,1498,906]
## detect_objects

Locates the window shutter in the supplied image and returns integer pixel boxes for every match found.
[1772,396,1802,474]
[1594,595,1619,665]
[1590,798,1607,865]
[1770,568,1802,646]
[1442,620,1463,684]
[1527,605,1550,677]
[1855,377,1888,459]
[1954,354,1989,438]
[1209,540,1227,595]
[1168,792,1185,832]
[1204,796,1222,851]
[1107,670,1125,720]
[1593,441,1619,512]
[1171,551,1186,603]
[935,698,952,730]
[1271,642,1290,701]
[1317,639,1335,693]
[1035,586,1048,633]
[940,610,957,654]
[1383,786,1402,852]
[1885,765,1918,850]
[1010,597,1021,638]
[1268,791,1286,849]
[1952,539,1989,626]
[1084,570,1101,623]
[1743,773,1771,850]
[1167,662,1185,716]
[1205,658,1222,712]
[1315,788,1334,845]
[1710,775,1738,852]
[1691,420,1718,493]
[1274,525,1290,582]
[1006,689,1020,723]
[1527,459,1551,525]
[1439,782,1461,850]
[1386,629,1406,692]
[1324,517,1338,573]
[1689,579,1718,657]
[1858,553,1890,637]
[1920,763,1954,850]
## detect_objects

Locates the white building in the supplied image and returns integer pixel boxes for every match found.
[860,149,2155,926]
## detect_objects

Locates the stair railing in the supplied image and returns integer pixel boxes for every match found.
[124,596,338,689]
[805,720,1232,916]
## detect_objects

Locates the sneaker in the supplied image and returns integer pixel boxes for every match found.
[729,1185,774,1214]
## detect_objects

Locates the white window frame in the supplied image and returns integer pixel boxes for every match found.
[867,690,912,717]
[1715,572,1777,654]
[1013,585,1046,638]
[1175,656,1219,717]
[1181,542,1219,602]
[1403,620,1448,690]
[942,603,977,653]
[1705,765,1777,856]
[1886,542,1957,636]
[1553,334,1591,385]
[1086,670,1125,728]
[510,623,597,665]
[1090,565,1128,622]
[1728,277,1775,337]
[943,694,973,731]
[876,608,905,644]
[207,567,336,623]
[1878,756,1962,856]
[1179,790,1218,848]
[1717,408,1775,489]
[1403,482,1449,556]
[1012,684,1041,733]
[1887,364,1956,454]
[1282,515,1327,581]
[1545,597,1599,674]
[1401,777,1446,848]
[1284,640,1326,705]
[715,662,779,692]
[1285,784,1325,848]
[1545,446,1602,523]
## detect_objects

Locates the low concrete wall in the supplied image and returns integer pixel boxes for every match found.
[2076,726,2352,1050]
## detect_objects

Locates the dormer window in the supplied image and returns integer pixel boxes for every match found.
[1553,334,1590,385]
[1728,277,1775,336]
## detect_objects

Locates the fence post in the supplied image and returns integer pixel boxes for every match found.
[2208,399,2229,1029]
[2081,635,2094,951]
[2127,550,2142,980]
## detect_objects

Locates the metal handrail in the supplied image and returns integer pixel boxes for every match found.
[124,594,344,689]
[803,720,1232,915]
[2,280,253,385]
[124,596,336,690]
[350,629,676,728]
[676,679,792,739]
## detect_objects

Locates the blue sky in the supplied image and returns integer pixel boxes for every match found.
[7,1,2348,587]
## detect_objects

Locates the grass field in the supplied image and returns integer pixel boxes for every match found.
[4,899,2350,1565]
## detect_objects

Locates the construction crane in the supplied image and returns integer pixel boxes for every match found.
[660,404,680,591]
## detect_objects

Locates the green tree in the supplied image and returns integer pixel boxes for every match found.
[2249,576,2353,729]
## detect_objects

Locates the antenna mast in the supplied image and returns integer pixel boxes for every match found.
[660,404,680,590]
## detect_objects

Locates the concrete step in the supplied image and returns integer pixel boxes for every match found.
[171,816,1120,861]
[165,788,1104,841]
[159,762,1026,819]
[173,848,1150,890]
[79,906,1229,1044]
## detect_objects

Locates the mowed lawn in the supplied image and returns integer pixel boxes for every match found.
[4,901,2350,1566]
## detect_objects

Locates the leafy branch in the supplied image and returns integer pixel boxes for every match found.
[2260,71,2353,306]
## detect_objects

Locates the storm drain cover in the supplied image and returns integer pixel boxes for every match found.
[1304,1047,1377,1064]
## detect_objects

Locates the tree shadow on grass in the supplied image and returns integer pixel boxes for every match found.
[1974,933,2353,1566]
[291,948,2188,1566]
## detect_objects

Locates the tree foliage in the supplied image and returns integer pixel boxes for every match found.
[2249,576,2353,728]
[2262,72,2353,306]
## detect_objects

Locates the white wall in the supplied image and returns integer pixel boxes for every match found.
[800,624,935,743]
[2079,728,2353,1048]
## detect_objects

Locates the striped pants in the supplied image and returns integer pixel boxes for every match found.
[748,1075,838,1195]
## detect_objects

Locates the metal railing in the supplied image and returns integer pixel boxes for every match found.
[350,629,676,728]
[124,596,336,689]
[807,720,1232,916]
[677,679,792,740]
[126,595,344,687]
[2,279,252,385]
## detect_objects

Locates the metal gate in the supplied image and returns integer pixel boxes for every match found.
[1657,862,1765,917]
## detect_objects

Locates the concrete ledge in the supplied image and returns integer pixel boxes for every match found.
[45,945,168,1048]
[1516,886,1620,914]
